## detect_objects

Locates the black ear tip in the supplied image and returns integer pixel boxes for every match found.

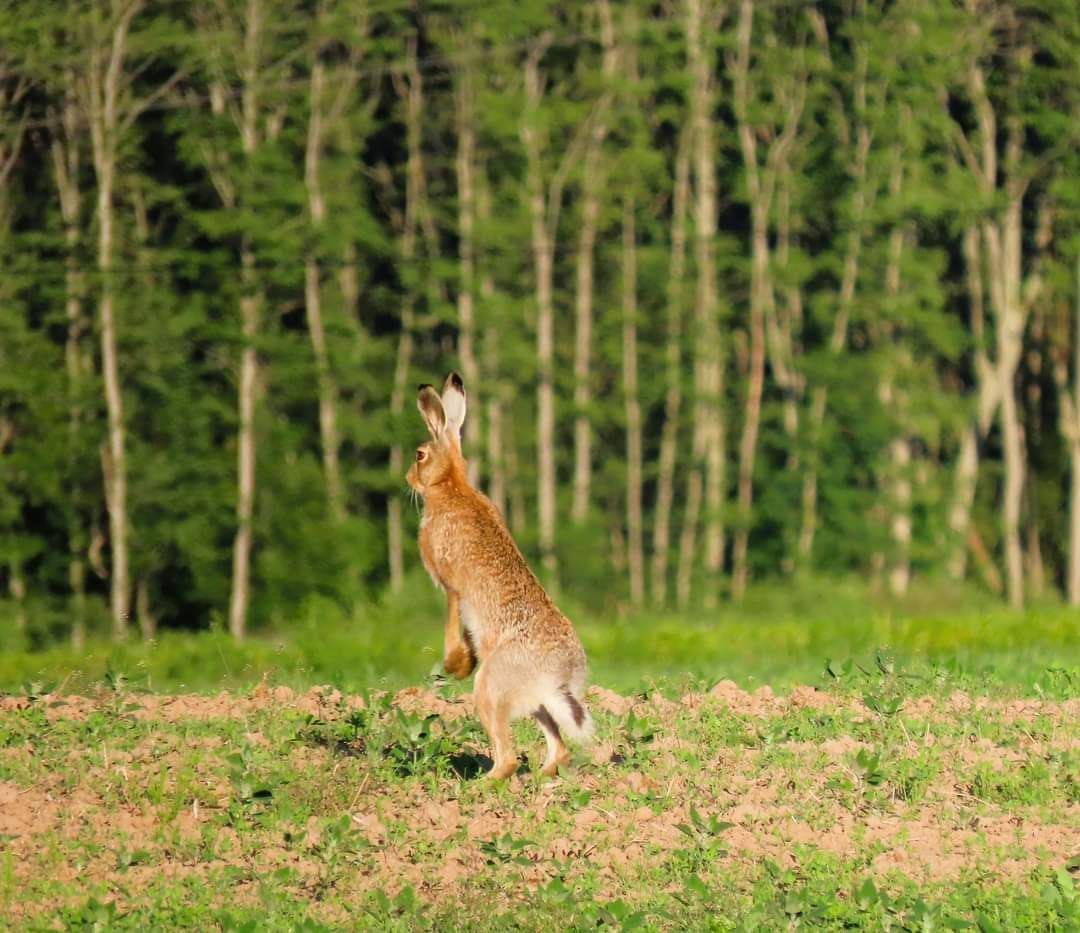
[448,372,464,390]
[417,383,434,393]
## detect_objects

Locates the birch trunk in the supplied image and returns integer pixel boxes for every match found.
[84,0,143,639]
[947,425,978,580]
[477,178,506,517]
[621,198,644,606]
[0,86,26,635]
[1066,438,1080,604]
[454,47,482,482]
[769,172,805,476]
[1056,258,1080,605]
[130,182,164,640]
[304,51,346,522]
[8,562,26,634]
[571,0,616,526]
[677,0,725,608]
[887,437,912,595]
[136,578,156,640]
[484,326,507,519]
[226,0,268,640]
[880,141,912,597]
[731,197,768,602]
[947,225,993,580]
[955,51,1032,607]
[51,70,89,649]
[729,0,804,599]
[1023,303,1048,599]
[229,243,258,638]
[387,45,424,592]
[505,410,528,538]
[985,183,1027,608]
[0,422,21,634]
[570,135,600,527]
[651,132,691,606]
[522,43,558,581]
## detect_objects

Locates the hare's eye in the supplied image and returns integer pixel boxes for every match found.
[416,449,426,462]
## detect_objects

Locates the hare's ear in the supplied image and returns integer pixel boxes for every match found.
[441,372,467,446]
[417,384,446,439]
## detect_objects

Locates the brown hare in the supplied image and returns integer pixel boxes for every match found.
[405,373,593,779]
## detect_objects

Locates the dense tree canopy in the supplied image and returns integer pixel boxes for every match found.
[0,0,1077,643]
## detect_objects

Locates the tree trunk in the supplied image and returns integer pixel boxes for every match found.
[1057,257,1080,605]
[136,577,156,640]
[990,194,1026,608]
[999,374,1025,607]
[651,131,691,606]
[8,561,26,634]
[1071,437,1080,606]
[679,0,725,608]
[570,0,616,527]
[484,326,507,519]
[1023,303,1047,600]
[227,0,266,640]
[731,197,768,602]
[229,244,259,639]
[948,225,993,580]
[729,0,774,601]
[621,198,644,607]
[477,176,505,517]
[675,464,704,609]
[51,70,89,650]
[454,49,482,482]
[887,436,912,596]
[880,143,911,597]
[770,173,804,463]
[85,4,142,640]
[505,407,528,538]
[304,53,346,522]
[769,169,807,572]
[387,44,424,592]
[522,44,558,582]
[570,135,600,526]
[947,424,978,580]
[959,59,1029,607]
[340,240,359,320]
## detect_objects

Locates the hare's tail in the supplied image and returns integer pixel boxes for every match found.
[541,683,594,746]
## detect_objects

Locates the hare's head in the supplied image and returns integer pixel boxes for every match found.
[406,372,468,494]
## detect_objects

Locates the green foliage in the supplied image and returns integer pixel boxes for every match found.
[0,0,1078,643]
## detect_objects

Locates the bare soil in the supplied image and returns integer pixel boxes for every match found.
[1,683,1077,926]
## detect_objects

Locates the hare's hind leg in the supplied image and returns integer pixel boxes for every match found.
[534,706,571,777]
[474,656,518,779]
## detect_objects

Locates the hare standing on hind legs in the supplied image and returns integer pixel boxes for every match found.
[406,373,594,779]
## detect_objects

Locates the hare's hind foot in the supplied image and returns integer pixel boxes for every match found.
[535,705,571,778]
[539,755,570,778]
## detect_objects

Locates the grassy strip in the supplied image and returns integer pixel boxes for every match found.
[2,578,1079,696]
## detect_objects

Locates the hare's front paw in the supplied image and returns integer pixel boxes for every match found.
[444,646,475,680]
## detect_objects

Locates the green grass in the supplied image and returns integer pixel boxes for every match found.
[1,656,1077,930]
[3,577,1078,928]
[1,576,1078,697]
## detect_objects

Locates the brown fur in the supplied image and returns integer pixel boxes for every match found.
[406,374,593,779]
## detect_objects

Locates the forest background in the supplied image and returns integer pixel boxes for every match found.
[0,0,1078,690]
